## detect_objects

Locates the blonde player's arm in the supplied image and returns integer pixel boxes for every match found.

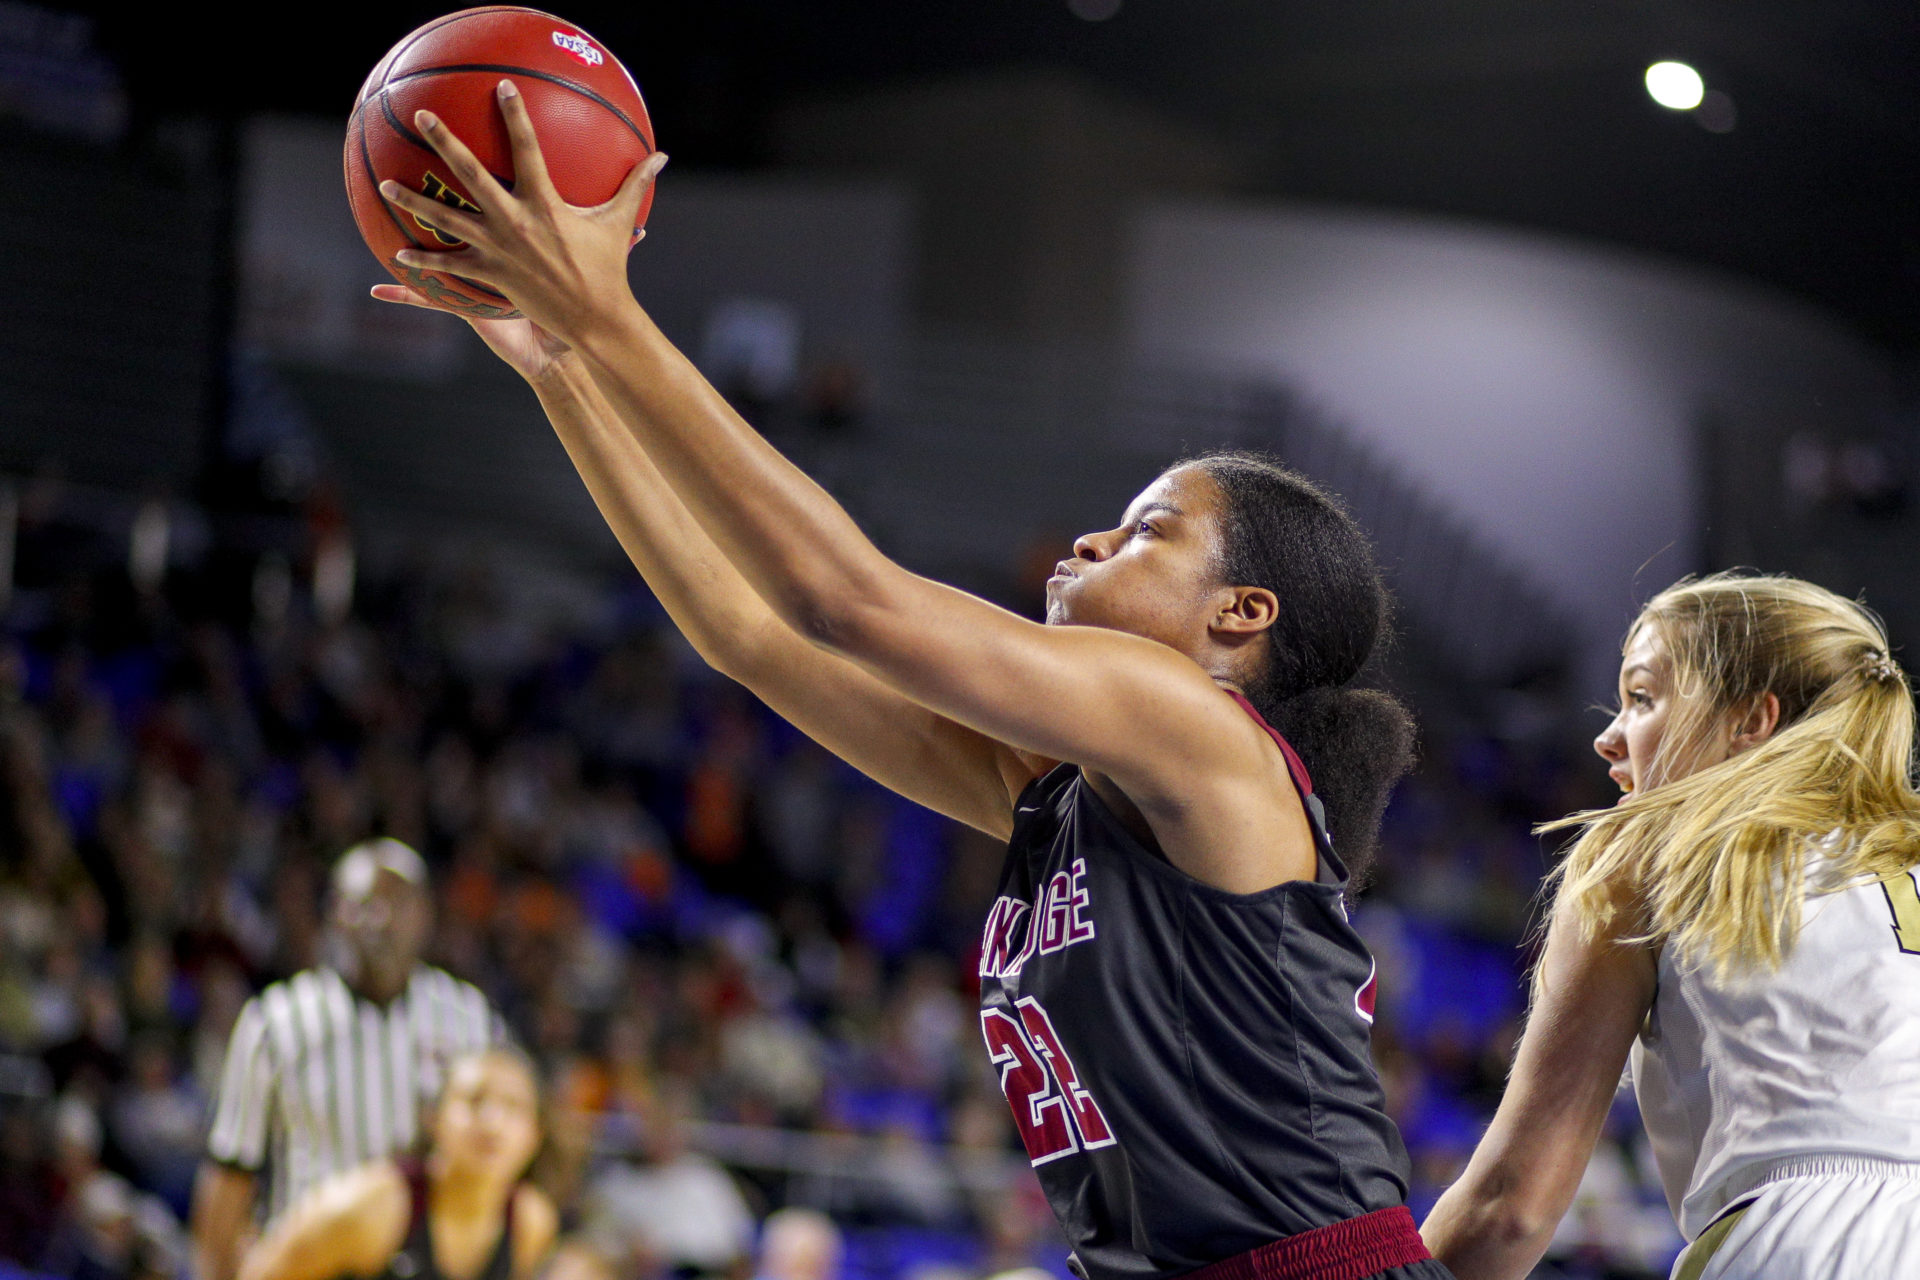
[368,290,1038,839]
[1420,891,1657,1280]
[237,1163,410,1280]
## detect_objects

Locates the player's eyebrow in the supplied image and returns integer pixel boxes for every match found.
[1619,663,1659,692]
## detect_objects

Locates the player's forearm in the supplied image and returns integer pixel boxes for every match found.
[1423,1170,1561,1280]
[1422,1046,1620,1278]
[191,1163,256,1280]
[570,303,903,650]
[1427,912,1653,1280]
[530,355,787,677]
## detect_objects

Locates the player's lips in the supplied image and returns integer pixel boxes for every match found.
[467,1129,505,1155]
[1049,561,1077,582]
[1610,767,1635,794]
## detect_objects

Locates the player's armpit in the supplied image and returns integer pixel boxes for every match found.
[721,622,1042,839]
[1422,892,1657,1280]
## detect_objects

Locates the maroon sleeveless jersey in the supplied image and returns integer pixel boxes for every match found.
[977,693,1413,1280]
[371,1162,517,1280]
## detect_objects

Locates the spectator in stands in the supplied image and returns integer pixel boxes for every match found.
[107,1032,203,1216]
[580,1077,755,1280]
[753,1209,841,1280]
[191,840,500,1280]
[42,1094,185,1280]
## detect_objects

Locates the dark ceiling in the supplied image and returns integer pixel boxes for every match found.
[80,0,1920,346]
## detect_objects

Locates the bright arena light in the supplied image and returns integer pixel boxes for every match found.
[1645,61,1705,110]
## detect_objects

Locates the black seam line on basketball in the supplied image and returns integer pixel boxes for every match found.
[374,88,520,195]
[359,107,429,251]
[376,8,528,95]
[385,63,653,149]
[377,87,436,154]
[371,12,470,100]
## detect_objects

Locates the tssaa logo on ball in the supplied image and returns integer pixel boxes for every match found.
[551,31,604,66]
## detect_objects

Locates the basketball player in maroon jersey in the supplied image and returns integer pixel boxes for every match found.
[371,84,1452,1280]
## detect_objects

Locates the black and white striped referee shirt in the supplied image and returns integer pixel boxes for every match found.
[206,964,501,1218]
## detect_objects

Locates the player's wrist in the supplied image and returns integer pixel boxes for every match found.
[525,347,587,390]
[569,292,658,368]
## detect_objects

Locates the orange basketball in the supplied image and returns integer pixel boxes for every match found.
[344,6,656,318]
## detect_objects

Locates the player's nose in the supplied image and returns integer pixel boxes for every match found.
[1073,529,1116,562]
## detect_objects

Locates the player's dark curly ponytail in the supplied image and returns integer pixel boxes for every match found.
[1186,451,1416,882]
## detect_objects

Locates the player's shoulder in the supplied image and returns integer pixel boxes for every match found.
[510,1184,561,1277]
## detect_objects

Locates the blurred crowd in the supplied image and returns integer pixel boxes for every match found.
[0,483,1682,1280]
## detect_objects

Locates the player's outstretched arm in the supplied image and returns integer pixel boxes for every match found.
[370,289,1034,837]
[377,84,1280,881]
[1420,891,1657,1280]
[236,1163,409,1280]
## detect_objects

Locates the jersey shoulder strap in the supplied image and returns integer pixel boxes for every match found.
[1223,688,1341,881]
[1223,689,1313,795]
[477,1188,518,1280]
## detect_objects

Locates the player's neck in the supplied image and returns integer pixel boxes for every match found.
[427,1160,516,1224]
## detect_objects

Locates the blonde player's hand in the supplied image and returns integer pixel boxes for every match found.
[369,282,578,384]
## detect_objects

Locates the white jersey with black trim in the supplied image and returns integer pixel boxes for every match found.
[205,964,501,1218]
[1629,854,1920,1240]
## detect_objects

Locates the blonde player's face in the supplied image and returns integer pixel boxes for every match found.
[1593,624,1742,796]
[432,1054,541,1181]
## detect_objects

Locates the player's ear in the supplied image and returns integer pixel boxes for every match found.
[1211,586,1279,638]
[1729,691,1781,754]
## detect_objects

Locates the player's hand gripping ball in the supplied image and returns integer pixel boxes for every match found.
[345,6,655,317]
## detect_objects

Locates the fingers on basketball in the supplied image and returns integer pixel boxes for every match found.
[494,82,557,200]
[345,9,656,315]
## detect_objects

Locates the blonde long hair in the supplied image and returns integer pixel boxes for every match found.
[1547,572,1920,975]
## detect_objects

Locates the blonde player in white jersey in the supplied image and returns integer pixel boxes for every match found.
[1423,572,1920,1280]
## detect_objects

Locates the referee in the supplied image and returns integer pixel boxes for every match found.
[189,839,501,1280]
